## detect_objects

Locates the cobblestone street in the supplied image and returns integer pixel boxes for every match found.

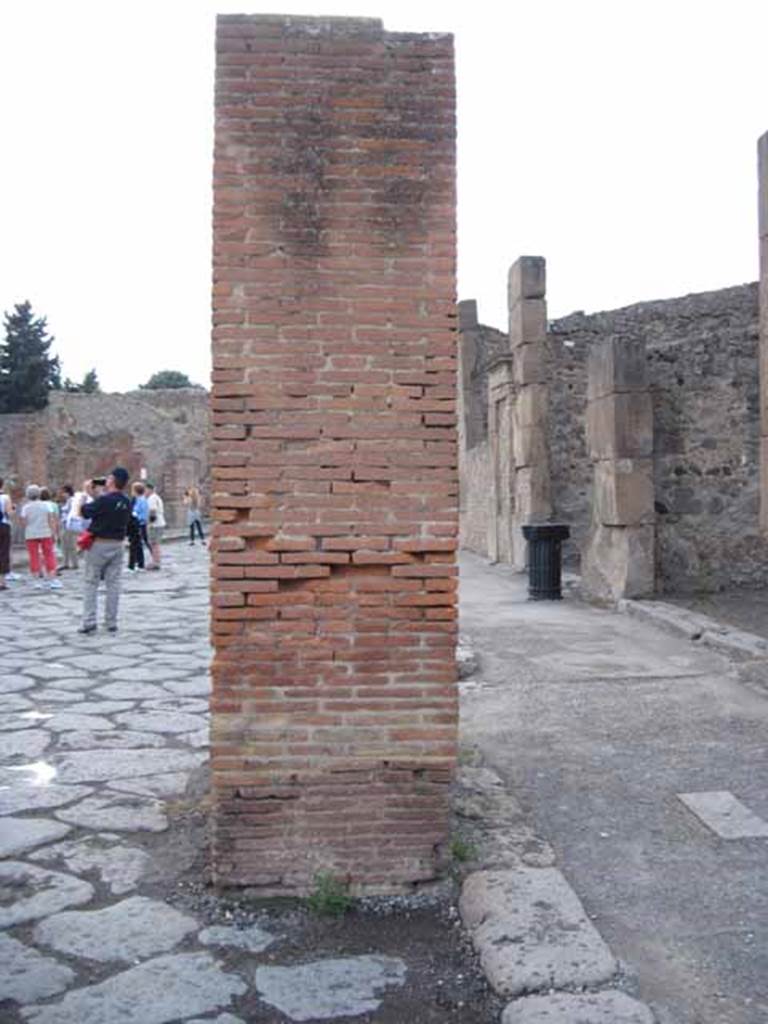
[0,544,493,1024]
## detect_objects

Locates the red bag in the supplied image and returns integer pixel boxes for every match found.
[77,530,95,552]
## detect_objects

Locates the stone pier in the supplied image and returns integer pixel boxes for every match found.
[583,337,654,600]
[486,257,551,569]
[210,15,458,893]
[759,131,768,533]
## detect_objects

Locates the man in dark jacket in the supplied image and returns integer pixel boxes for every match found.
[79,467,131,634]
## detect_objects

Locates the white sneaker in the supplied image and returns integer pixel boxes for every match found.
[5,572,21,581]
[49,579,63,590]
[33,581,45,590]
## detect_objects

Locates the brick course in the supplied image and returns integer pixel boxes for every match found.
[210,14,457,893]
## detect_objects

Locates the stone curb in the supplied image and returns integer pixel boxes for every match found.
[618,599,768,661]
[455,764,659,1022]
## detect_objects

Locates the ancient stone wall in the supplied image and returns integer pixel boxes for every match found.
[760,131,768,532]
[457,301,504,555]
[460,282,765,592]
[0,389,209,527]
[210,15,457,894]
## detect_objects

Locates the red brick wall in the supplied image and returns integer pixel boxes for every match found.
[210,14,457,893]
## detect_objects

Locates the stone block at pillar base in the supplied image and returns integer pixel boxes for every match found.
[594,459,654,526]
[582,524,655,601]
[587,393,653,460]
[514,466,552,523]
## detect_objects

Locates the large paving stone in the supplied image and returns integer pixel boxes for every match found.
[43,677,102,693]
[501,990,655,1023]
[0,712,38,731]
[55,792,168,832]
[109,772,190,799]
[0,933,75,1003]
[52,748,203,783]
[29,833,151,895]
[57,730,167,750]
[34,896,197,962]
[0,861,94,927]
[24,664,82,681]
[36,689,85,703]
[199,923,277,953]
[110,666,191,682]
[255,956,407,1021]
[0,674,36,693]
[164,678,212,698]
[460,868,617,996]
[0,816,71,857]
[115,711,206,734]
[68,701,135,716]
[21,951,247,1024]
[0,779,93,816]
[95,682,170,700]
[0,729,50,761]
[3,694,34,711]
[65,654,134,671]
[144,697,210,714]
[45,713,115,732]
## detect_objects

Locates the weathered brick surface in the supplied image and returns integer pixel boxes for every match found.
[210,14,457,893]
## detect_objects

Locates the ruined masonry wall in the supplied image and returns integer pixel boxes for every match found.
[0,389,210,528]
[760,132,768,532]
[210,15,458,893]
[461,282,765,592]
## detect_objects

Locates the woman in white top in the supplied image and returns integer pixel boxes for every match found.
[20,485,61,589]
[145,482,166,570]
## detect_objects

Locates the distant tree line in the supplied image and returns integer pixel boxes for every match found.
[0,301,201,413]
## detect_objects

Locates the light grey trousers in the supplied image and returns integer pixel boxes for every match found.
[61,530,79,569]
[82,540,124,629]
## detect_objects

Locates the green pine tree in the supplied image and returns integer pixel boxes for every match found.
[0,301,61,412]
[81,368,100,393]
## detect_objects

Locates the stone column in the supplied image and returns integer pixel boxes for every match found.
[759,131,768,533]
[487,355,515,561]
[583,337,654,599]
[210,15,457,894]
[509,256,551,570]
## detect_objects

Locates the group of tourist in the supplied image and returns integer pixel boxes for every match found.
[0,475,206,627]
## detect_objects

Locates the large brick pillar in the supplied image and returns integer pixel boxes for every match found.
[582,337,654,599]
[210,15,457,894]
[759,131,768,533]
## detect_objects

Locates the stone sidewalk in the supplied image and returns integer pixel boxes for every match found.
[1,547,496,1024]
[459,552,768,1024]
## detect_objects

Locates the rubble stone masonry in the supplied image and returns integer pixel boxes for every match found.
[759,131,768,532]
[210,15,457,892]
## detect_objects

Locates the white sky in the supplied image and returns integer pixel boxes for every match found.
[0,0,766,392]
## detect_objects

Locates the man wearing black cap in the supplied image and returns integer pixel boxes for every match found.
[78,467,131,634]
